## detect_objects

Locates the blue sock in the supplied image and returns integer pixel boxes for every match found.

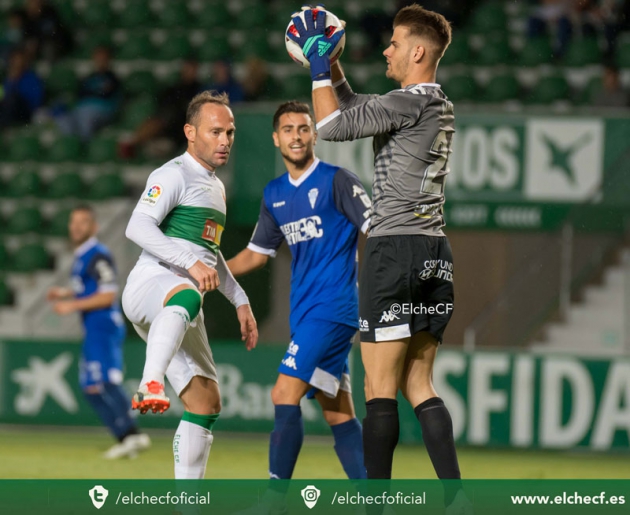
[331,418,367,479]
[84,383,138,441]
[269,405,303,479]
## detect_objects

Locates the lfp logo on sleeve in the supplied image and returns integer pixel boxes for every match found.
[141,184,163,206]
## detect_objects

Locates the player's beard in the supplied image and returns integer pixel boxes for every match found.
[280,146,313,170]
[387,53,410,84]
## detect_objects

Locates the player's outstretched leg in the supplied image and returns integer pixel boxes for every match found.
[133,288,202,414]
[316,389,366,479]
[174,376,220,479]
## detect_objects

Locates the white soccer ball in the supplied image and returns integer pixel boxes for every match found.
[285,8,346,69]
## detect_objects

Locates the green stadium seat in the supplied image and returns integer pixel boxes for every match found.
[616,42,630,68]
[520,38,554,67]
[526,75,570,104]
[9,135,42,162]
[47,172,84,199]
[6,207,44,234]
[564,38,601,67]
[74,30,112,59]
[116,0,154,28]
[157,33,193,61]
[46,66,78,98]
[195,5,233,30]
[475,36,512,66]
[279,74,313,100]
[47,208,72,237]
[360,73,396,95]
[469,3,507,34]
[0,242,8,269]
[118,97,156,130]
[198,34,232,62]
[577,76,603,105]
[47,135,82,162]
[118,34,154,60]
[440,35,471,66]
[237,3,270,30]
[12,243,53,272]
[0,280,14,306]
[85,136,118,164]
[6,169,43,197]
[80,1,114,28]
[444,75,479,102]
[125,70,158,97]
[155,2,191,28]
[235,31,272,61]
[484,74,520,102]
[88,175,126,199]
[54,0,77,28]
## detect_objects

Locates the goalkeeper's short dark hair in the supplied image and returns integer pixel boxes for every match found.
[272,101,313,131]
[72,204,96,219]
[394,4,452,64]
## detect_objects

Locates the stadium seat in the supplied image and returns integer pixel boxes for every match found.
[0,242,8,269]
[469,3,507,34]
[235,2,270,30]
[616,42,630,68]
[87,175,126,199]
[360,73,396,95]
[74,30,112,59]
[484,74,520,102]
[116,0,154,28]
[47,172,84,199]
[195,4,233,30]
[118,97,156,131]
[9,135,41,162]
[85,136,118,164]
[475,36,512,66]
[0,279,14,306]
[279,74,313,100]
[6,169,43,197]
[155,2,191,28]
[563,38,601,67]
[157,33,193,61]
[6,207,44,234]
[47,208,72,237]
[526,75,570,103]
[47,135,82,162]
[443,75,479,102]
[125,70,158,97]
[11,243,53,272]
[440,35,471,66]
[235,31,271,61]
[519,38,554,67]
[53,0,76,28]
[46,67,78,98]
[117,34,154,60]
[577,76,602,105]
[198,34,232,62]
[80,1,114,28]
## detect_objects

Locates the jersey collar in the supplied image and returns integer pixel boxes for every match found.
[288,158,320,188]
[183,151,216,177]
[74,236,99,256]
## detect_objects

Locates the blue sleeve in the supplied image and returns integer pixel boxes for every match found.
[332,168,372,233]
[85,252,118,292]
[248,198,285,256]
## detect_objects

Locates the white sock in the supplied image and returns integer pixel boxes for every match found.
[173,419,214,479]
[140,305,190,386]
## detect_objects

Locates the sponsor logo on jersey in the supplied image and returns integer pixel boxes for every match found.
[359,318,369,332]
[201,219,225,246]
[273,201,286,208]
[282,356,298,370]
[419,259,453,282]
[140,184,163,206]
[288,341,299,356]
[308,188,319,209]
[280,216,324,245]
[379,310,400,323]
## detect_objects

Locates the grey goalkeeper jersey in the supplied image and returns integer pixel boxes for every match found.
[317,79,454,237]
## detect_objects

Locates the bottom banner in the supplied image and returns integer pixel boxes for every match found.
[1,480,628,514]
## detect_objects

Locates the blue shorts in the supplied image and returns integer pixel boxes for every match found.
[79,324,126,389]
[278,319,357,399]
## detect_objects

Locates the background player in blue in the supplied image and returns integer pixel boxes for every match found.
[47,205,150,459]
[228,101,371,487]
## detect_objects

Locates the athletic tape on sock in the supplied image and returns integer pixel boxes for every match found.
[166,289,202,321]
[182,411,220,431]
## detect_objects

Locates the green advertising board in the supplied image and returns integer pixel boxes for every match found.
[231,112,630,231]
[1,341,629,453]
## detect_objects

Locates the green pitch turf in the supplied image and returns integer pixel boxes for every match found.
[0,427,627,479]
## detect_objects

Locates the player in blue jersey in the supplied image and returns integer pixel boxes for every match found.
[47,205,150,459]
[228,101,371,487]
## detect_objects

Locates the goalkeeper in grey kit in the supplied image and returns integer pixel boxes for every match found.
[287,3,473,514]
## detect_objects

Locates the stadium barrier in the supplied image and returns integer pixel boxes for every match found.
[2,340,629,453]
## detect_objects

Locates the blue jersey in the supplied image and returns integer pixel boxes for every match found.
[249,159,371,331]
[71,237,125,335]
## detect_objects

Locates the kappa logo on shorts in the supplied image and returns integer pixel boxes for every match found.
[359,318,369,332]
[282,356,298,370]
[379,310,400,323]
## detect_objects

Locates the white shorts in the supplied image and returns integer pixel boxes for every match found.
[122,261,218,396]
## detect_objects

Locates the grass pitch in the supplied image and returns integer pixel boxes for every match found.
[0,426,627,479]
